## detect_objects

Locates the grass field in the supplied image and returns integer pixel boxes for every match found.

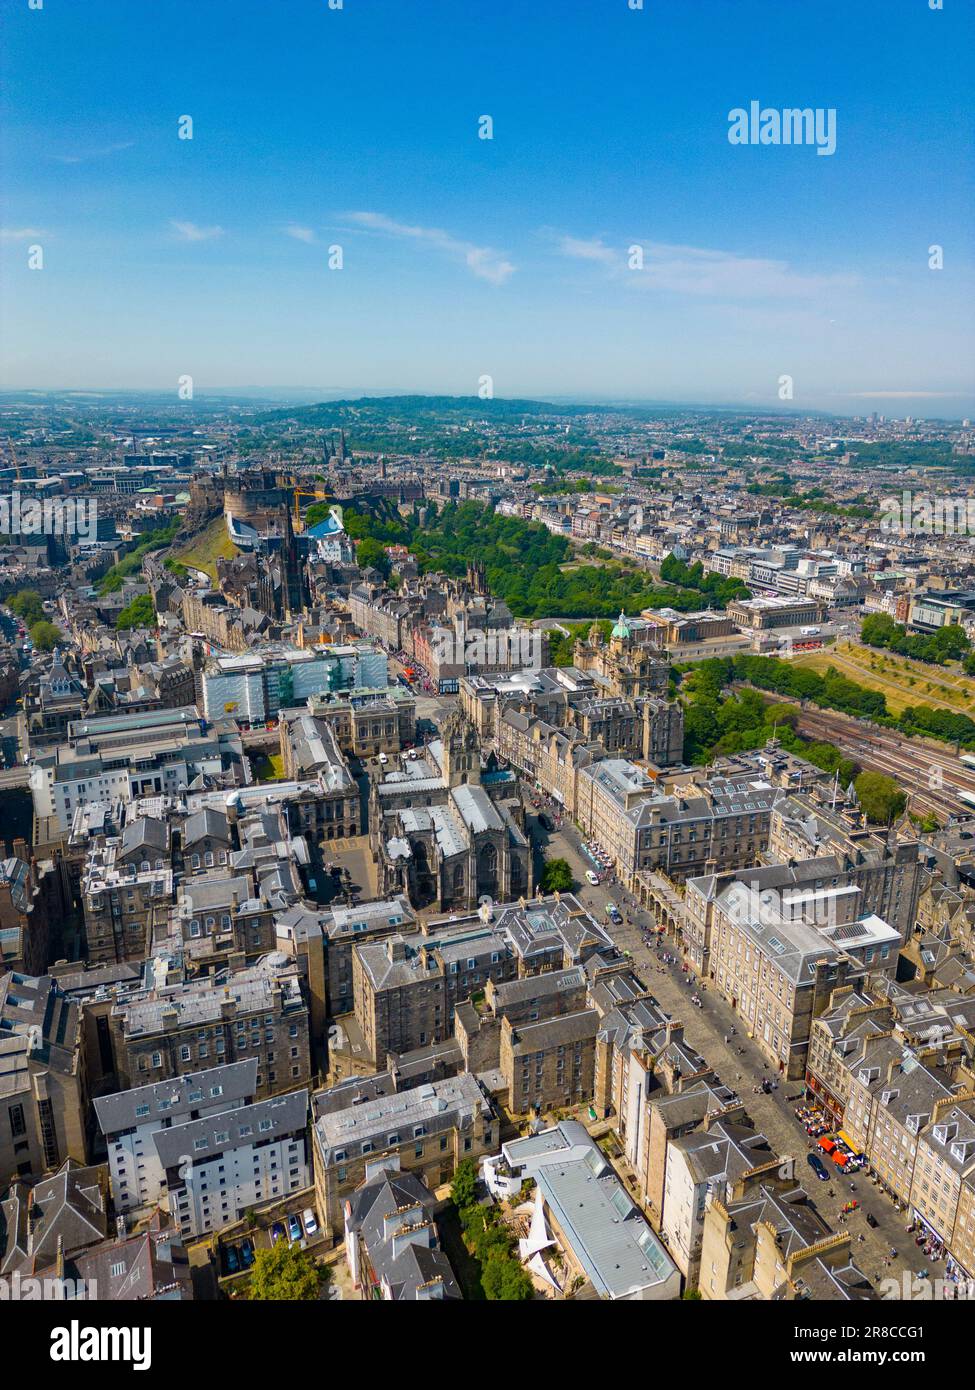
[173,516,238,582]
[250,752,285,781]
[791,640,975,716]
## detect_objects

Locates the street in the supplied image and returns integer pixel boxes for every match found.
[533,809,937,1291]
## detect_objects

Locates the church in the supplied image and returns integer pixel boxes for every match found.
[371,710,532,914]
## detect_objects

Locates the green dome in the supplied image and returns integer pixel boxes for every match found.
[611,610,630,640]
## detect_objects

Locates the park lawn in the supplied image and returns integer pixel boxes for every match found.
[792,641,975,717]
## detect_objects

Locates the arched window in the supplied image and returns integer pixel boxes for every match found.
[477,842,498,896]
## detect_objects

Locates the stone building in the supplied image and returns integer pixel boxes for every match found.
[572,615,671,699]
[312,1072,498,1239]
[109,954,310,1099]
[0,972,88,1183]
[498,1008,599,1115]
[373,713,531,913]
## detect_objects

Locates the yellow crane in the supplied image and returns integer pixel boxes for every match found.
[291,485,331,533]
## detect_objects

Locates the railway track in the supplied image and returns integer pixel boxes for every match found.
[746,688,975,821]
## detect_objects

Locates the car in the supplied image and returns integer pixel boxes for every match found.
[225,1245,240,1274]
[585,870,600,886]
[807,1154,829,1181]
[241,1238,255,1268]
[270,1222,286,1245]
[538,812,553,832]
[378,752,388,765]
[302,1207,319,1238]
[287,1213,302,1243]
[866,1212,879,1229]
[606,904,623,925]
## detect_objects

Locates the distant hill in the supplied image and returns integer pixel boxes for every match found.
[254,394,611,424]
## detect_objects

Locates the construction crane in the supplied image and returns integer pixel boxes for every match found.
[291,485,331,533]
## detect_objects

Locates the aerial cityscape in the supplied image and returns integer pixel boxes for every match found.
[0,0,973,1362]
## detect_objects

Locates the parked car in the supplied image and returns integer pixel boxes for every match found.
[287,1213,302,1243]
[585,870,600,886]
[866,1212,879,1229]
[270,1222,286,1245]
[241,1238,255,1268]
[225,1245,240,1274]
[807,1154,829,1181]
[302,1207,319,1238]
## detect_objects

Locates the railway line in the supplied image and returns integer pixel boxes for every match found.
[750,690,975,822]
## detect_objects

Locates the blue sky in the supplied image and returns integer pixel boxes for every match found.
[2,0,973,416]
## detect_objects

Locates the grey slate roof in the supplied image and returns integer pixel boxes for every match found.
[152,1088,309,1169]
[93,1059,258,1136]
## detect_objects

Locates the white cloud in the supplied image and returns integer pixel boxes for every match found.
[556,234,856,300]
[284,225,317,244]
[343,210,514,284]
[170,220,225,243]
[555,235,619,267]
[52,141,135,165]
[0,228,47,241]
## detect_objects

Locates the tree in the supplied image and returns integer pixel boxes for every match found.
[356,537,390,576]
[28,620,63,652]
[116,594,156,630]
[854,771,907,825]
[8,589,45,627]
[247,1240,325,1301]
[540,857,573,893]
[482,1255,533,1300]
[450,1157,478,1212]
